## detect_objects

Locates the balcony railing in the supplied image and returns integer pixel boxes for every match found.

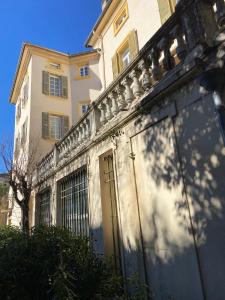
[36,0,225,180]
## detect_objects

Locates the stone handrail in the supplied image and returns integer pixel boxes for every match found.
[36,0,225,180]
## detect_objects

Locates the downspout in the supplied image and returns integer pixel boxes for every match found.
[93,31,107,91]
[200,68,225,145]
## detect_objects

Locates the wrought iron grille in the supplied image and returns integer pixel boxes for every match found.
[39,189,51,226]
[60,167,89,236]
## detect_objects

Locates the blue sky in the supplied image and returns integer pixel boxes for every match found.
[0,0,101,173]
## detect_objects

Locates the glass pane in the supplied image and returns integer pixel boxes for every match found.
[49,75,62,96]
[49,115,62,140]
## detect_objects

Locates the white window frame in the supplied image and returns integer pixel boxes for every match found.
[49,114,62,140]
[49,75,62,97]
[80,66,89,77]
[81,104,89,114]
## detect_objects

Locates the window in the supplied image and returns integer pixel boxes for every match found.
[113,2,129,35]
[49,75,62,97]
[49,115,62,140]
[21,119,27,145]
[42,112,69,141]
[15,133,20,156]
[157,0,176,24]
[38,190,51,226]
[22,80,29,107]
[112,30,139,78]
[16,102,21,121]
[80,66,89,77]
[42,71,68,98]
[121,47,131,69]
[81,104,89,114]
[77,102,90,119]
[59,167,89,236]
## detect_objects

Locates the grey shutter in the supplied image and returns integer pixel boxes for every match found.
[61,76,68,98]
[42,112,49,139]
[61,116,69,137]
[42,71,49,95]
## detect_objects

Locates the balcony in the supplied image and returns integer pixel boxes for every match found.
[37,0,225,181]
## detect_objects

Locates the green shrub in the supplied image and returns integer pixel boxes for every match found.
[0,226,123,300]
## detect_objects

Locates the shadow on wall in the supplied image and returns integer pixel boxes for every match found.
[129,85,225,299]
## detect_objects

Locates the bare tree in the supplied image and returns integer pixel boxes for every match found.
[0,141,40,233]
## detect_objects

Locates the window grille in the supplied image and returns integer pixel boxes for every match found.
[39,190,51,225]
[60,167,89,236]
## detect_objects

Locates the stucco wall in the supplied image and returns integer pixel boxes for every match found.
[92,0,162,90]
[36,77,225,299]
[30,54,72,156]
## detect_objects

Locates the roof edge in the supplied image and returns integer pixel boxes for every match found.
[84,0,113,47]
[9,43,98,104]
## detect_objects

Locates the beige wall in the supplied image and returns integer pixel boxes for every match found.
[92,0,162,90]
[69,55,102,124]
[30,54,72,156]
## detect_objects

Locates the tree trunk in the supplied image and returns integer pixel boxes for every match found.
[21,202,29,233]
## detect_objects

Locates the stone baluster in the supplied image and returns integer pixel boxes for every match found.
[103,98,113,121]
[71,131,76,148]
[121,77,134,104]
[150,48,162,81]
[130,69,142,99]
[158,37,175,72]
[138,59,152,92]
[215,0,225,27]
[76,127,81,146]
[99,102,106,125]
[80,124,85,142]
[84,118,90,139]
[53,145,58,168]
[115,85,126,110]
[171,25,187,62]
[179,0,214,50]
[109,92,119,116]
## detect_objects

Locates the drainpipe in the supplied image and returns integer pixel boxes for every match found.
[200,68,225,145]
[93,31,107,91]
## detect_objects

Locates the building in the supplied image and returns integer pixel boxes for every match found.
[9,44,101,225]
[9,0,225,299]
[0,173,9,225]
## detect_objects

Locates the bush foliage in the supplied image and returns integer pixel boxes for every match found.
[0,226,124,300]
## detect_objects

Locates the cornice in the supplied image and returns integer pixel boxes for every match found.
[9,43,98,105]
[85,0,121,47]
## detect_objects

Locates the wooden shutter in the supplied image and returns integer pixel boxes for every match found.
[170,0,176,12]
[112,53,119,79]
[61,116,69,137]
[61,76,68,98]
[157,0,173,24]
[42,71,49,95]
[42,112,49,139]
[128,30,139,60]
